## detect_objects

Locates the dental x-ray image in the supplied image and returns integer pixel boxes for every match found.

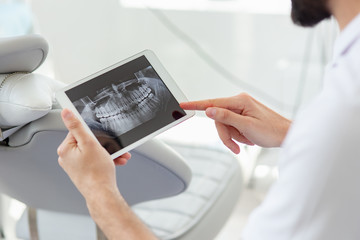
[65,55,186,154]
[73,66,171,136]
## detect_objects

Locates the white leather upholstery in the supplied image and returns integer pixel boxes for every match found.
[0,73,65,128]
[0,35,48,74]
[0,34,65,138]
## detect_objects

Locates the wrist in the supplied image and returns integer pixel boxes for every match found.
[84,186,157,240]
[278,118,292,146]
[85,185,124,217]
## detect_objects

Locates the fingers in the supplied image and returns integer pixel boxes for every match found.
[215,122,254,154]
[114,152,131,166]
[57,132,75,157]
[205,107,248,133]
[113,158,127,165]
[180,100,210,110]
[224,120,255,146]
[180,97,241,111]
[57,132,78,171]
[61,109,92,147]
[210,107,255,153]
[215,122,240,154]
[226,124,254,146]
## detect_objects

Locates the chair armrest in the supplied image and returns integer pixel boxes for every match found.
[0,109,191,215]
[8,109,65,147]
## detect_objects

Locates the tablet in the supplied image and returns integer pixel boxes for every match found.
[56,50,194,159]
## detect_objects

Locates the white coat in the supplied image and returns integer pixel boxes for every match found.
[243,14,360,240]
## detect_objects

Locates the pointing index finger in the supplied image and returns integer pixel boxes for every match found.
[180,97,238,111]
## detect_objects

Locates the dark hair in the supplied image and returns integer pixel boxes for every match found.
[291,0,331,27]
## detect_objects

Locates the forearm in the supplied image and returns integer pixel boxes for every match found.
[86,187,157,240]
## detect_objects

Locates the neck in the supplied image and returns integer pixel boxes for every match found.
[329,0,360,31]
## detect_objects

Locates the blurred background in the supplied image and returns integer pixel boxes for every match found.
[0,0,338,239]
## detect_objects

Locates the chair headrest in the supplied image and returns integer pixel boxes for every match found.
[0,34,48,74]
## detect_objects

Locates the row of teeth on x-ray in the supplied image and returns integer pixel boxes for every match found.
[98,105,157,134]
[95,81,161,135]
[96,92,159,134]
[94,85,154,119]
[75,75,169,136]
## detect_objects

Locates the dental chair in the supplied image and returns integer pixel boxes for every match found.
[0,35,243,240]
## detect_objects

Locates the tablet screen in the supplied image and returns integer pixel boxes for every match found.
[65,55,186,155]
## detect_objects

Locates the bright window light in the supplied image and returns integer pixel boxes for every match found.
[119,0,291,14]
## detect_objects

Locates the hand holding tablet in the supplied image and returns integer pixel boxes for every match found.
[56,50,194,159]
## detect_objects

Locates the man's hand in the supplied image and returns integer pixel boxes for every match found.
[57,108,131,200]
[180,93,291,154]
[57,109,157,240]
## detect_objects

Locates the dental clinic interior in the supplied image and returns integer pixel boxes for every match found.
[0,0,337,239]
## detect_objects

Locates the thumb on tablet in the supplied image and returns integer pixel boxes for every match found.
[61,108,90,144]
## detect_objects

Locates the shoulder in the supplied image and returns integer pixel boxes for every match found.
[334,35,360,86]
[322,36,360,105]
